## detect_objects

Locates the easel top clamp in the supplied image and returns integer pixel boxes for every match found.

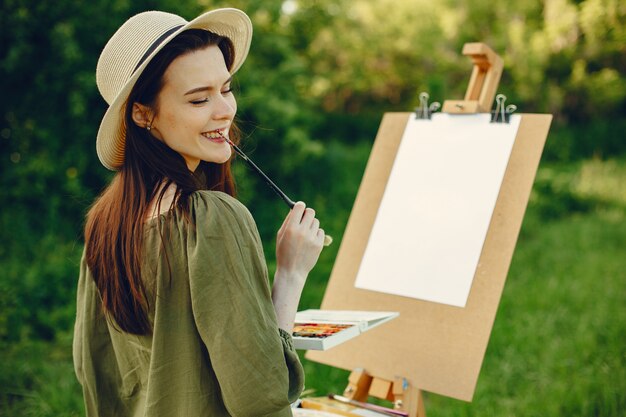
[442,42,503,114]
[303,43,552,417]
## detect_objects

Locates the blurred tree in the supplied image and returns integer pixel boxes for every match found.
[0,0,208,341]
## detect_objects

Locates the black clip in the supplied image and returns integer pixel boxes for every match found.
[490,94,517,123]
[414,92,441,120]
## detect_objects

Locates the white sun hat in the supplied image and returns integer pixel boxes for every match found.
[95,8,252,170]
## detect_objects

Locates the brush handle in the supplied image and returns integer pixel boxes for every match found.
[223,136,333,247]
[230,143,296,208]
[329,394,409,417]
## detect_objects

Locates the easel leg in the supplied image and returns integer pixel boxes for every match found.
[343,369,372,402]
[393,378,426,417]
[344,370,427,417]
[408,388,426,417]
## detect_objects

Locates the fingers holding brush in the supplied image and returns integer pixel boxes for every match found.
[275,202,324,280]
[300,207,316,229]
[295,205,333,246]
[317,228,327,246]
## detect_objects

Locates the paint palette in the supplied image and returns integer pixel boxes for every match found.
[292,322,359,350]
[291,310,399,351]
[293,323,355,339]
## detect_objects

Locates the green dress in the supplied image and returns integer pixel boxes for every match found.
[73,191,304,416]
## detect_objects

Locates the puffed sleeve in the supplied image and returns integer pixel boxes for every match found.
[187,191,304,417]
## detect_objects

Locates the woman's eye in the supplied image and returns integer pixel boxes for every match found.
[190,89,232,104]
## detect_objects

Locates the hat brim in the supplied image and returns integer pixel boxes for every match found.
[96,8,252,171]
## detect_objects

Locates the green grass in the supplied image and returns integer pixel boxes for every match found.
[1,157,625,416]
[421,210,626,416]
[1,334,83,416]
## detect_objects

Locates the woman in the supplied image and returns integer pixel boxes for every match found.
[73,8,324,417]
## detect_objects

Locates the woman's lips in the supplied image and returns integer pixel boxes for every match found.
[201,129,227,143]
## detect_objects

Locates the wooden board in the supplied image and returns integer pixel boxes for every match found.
[306,112,552,401]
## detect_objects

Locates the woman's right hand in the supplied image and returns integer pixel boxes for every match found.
[275,201,325,283]
[272,202,324,332]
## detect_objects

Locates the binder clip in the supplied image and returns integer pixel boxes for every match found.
[414,92,440,120]
[490,94,517,123]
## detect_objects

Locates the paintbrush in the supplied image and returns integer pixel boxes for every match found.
[328,394,409,417]
[219,132,333,247]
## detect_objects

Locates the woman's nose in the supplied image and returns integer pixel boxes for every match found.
[212,94,236,120]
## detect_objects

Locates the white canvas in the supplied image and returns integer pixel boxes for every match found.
[354,113,521,307]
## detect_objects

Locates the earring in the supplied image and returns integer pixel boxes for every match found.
[146,123,151,132]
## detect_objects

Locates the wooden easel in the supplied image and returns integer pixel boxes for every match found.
[302,42,552,417]
[301,368,426,417]
[342,369,426,417]
[442,43,503,114]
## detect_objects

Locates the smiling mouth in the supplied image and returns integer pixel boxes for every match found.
[201,129,228,141]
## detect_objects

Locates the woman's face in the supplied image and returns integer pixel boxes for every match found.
[144,45,236,171]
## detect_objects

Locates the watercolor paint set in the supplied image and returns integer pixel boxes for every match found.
[292,310,399,351]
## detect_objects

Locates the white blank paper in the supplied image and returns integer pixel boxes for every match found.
[354,113,521,307]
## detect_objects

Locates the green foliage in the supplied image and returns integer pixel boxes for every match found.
[1,0,625,415]
[1,336,83,416]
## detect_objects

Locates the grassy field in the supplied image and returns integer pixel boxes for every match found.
[1,157,625,416]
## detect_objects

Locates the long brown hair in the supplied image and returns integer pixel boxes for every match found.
[85,29,239,335]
